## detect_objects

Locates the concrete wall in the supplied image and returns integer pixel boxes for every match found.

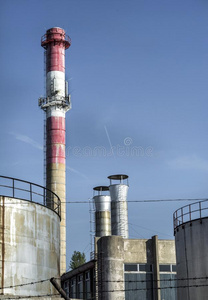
[97,236,176,300]
[0,196,60,297]
[175,218,208,300]
[62,236,176,300]
[158,239,176,264]
[123,238,176,264]
[124,237,176,300]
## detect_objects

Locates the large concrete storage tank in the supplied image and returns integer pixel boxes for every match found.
[174,200,208,300]
[0,176,60,297]
[108,174,129,238]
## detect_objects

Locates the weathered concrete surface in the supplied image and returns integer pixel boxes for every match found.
[0,196,60,297]
[175,218,208,300]
[124,239,151,263]
[47,161,66,275]
[158,239,176,264]
[123,237,175,300]
[97,236,125,300]
[123,238,176,264]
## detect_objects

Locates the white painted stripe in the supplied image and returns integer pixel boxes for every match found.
[46,107,66,118]
[46,71,65,98]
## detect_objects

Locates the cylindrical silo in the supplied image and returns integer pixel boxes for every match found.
[93,186,111,237]
[97,235,125,300]
[173,200,208,300]
[108,174,129,239]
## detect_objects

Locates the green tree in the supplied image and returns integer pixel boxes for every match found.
[69,251,86,270]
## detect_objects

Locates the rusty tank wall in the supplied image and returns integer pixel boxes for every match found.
[175,218,208,300]
[0,196,60,297]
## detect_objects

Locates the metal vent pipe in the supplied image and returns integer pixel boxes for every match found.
[108,175,129,239]
[93,186,111,237]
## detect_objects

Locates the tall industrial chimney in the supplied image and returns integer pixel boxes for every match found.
[38,27,71,275]
[93,186,111,237]
[108,174,129,238]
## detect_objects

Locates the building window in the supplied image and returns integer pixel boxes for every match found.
[124,264,138,272]
[63,280,69,296]
[77,274,83,299]
[70,277,76,298]
[85,271,91,299]
[172,264,177,272]
[159,264,177,300]
[124,263,152,273]
[159,264,177,273]
[139,264,152,272]
[159,264,171,272]
[85,271,90,280]
[124,263,153,300]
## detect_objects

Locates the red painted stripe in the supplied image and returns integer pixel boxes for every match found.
[47,145,65,164]
[47,116,65,130]
[46,116,66,164]
[42,28,67,73]
[46,44,65,72]
[47,157,65,164]
[47,131,65,144]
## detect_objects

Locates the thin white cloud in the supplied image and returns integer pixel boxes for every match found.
[66,166,88,180]
[10,132,43,150]
[168,155,208,172]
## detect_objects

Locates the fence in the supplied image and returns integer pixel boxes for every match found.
[0,175,61,218]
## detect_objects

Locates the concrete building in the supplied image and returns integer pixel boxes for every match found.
[61,235,176,300]
[61,175,177,300]
[174,200,208,300]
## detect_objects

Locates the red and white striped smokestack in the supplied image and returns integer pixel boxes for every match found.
[39,27,71,275]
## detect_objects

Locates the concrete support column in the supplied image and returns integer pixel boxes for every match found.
[152,235,161,300]
[97,236,125,300]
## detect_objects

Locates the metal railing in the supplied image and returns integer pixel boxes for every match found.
[173,200,208,231]
[0,175,61,218]
[41,33,71,49]
[41,33,71,44]
[38,95,71,111]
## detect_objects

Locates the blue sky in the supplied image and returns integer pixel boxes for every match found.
[1,0,208,268]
